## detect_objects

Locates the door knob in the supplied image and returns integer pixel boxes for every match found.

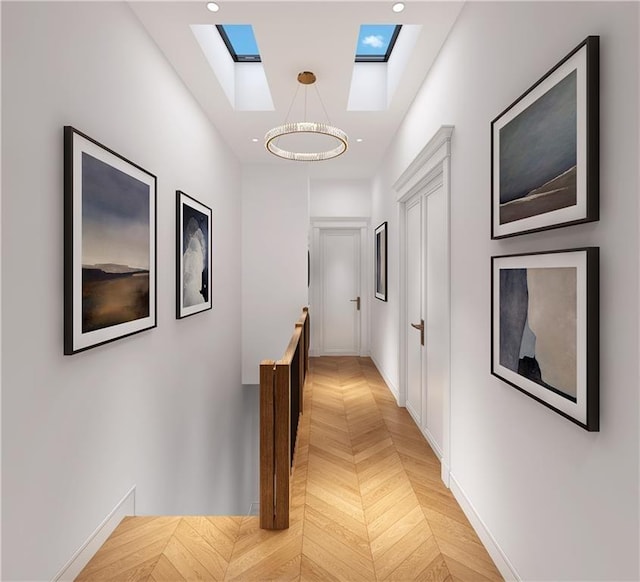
[350,296,361,311]
[411,319,424,346]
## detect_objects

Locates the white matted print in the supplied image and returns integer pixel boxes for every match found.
[375,221,387,301]
[64,126,157,355]
[491,248,599,430]
[176,191,212,319]
[491,36,599,239]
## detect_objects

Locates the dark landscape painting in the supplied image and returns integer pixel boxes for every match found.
[182,204,209,308]
[499,266,577,401]
[82,152,150,332]
[499,71,577,225]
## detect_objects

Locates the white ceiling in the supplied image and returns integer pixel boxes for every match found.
[130,1,464,180]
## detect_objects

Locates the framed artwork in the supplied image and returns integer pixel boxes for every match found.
[491,248,599,431]
[64,126,157,355]
[491,36,599,239]
[176,190,212,319]
[375,221,387,301]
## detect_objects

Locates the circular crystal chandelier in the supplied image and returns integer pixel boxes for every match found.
[265,71,348,162]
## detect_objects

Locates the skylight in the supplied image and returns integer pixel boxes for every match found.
[355,24,402,62]
[216,25,261,62]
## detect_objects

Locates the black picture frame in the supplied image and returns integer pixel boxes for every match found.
[491,36,599,239]
[375,221,388,301]
[64,127,157,355]
[491,248,599,431]
[176,190,213,319]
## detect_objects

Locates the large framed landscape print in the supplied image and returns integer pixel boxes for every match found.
[491,36,599,239]
[491,248,599,431]
[64,127,157,355]
[176,190,212,319]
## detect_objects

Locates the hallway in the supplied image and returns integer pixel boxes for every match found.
[77,357,502,581]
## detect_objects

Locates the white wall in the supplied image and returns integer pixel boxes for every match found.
[371,2,639,580]
[242,165,309,384]
[310,179,371,218]
[1,3,259,580]
[371,170,400,391]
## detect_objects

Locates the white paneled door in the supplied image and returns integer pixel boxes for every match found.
[320,229,361,355]
[405,184,447,458]
[425,186,448,448]
[406,198,423,424]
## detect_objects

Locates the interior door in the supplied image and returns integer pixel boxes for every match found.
[405,185,447,456]
[406,198,423,422]
[321,229,361,355]
[425,185,446,449]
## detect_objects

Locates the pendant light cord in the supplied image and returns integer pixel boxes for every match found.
[313,83,331,125]
[278,82,301,146]
[283,82,301,124]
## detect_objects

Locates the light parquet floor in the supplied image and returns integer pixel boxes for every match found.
[77,357,503,581]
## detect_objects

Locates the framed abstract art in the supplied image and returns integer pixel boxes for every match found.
[491,36,599,239]
[64,126,157,354]
[176,190,212,319]
[491,248,599,430]
[375,221,388,301]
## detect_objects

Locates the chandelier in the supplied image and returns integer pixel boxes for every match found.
[265,71,348,162]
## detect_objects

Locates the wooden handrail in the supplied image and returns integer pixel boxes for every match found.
[279,326,303,365]
[279,309,309,365]
[259,307,310,530]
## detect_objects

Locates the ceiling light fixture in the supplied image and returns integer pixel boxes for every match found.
[392,2,405,13]
[252,138,259,142]
[265,71,348,162]
[206,2,220,13]
[356,138,364,143]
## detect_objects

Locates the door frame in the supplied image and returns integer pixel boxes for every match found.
[309,218,370,357]
[404,193,424,425]
[395,126,453,486]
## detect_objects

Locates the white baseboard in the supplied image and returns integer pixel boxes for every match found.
[405,405,446,467]
[406,402,421,426]
[53,486,136,581]
[422,425,444,461]
[369,356,451,488]
[369,353,400,403]
[310,351,371,358]
[449,474,520,582]
[440,460,451,488]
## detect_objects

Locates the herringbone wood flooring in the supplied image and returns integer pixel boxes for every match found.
[77,357,502,581]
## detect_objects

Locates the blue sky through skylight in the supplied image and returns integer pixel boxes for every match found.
[218,25,260,60]
[356,24,400,59]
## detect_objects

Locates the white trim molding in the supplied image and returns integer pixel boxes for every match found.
[394,125,454,200]
[53,486,136,581]
[449,474,521,582]
[395,125,453,487]
[310,217,370,228]
[370,352,400,403]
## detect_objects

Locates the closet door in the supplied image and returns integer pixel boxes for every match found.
[406,197,423,423]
